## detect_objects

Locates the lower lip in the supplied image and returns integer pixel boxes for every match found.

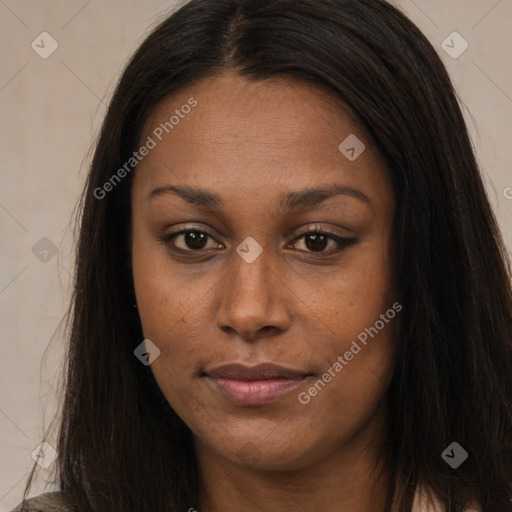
[206,376,307,406]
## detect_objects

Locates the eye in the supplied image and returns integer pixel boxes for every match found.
[158,229,221,252]
[290,229,357,255]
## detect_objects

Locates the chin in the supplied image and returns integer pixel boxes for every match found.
[211,434,326,472]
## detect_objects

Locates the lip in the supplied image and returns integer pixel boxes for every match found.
[204,363,311,406]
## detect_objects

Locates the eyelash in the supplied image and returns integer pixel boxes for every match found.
[157,227,356,258]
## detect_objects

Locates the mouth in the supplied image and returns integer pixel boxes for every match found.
[203,363,313,406]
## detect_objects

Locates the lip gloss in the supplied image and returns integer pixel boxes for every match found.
[206,377,306,406]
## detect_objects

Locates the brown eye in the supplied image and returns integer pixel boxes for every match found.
[292,230,357,255]
[161,230,220,252]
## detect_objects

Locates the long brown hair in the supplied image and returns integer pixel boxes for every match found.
[20,0,512,510]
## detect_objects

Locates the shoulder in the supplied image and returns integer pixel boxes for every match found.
[7,491,74,512]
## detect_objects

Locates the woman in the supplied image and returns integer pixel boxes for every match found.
[10,0,512,511]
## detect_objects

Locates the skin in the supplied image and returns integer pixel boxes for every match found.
[131,70,397,512]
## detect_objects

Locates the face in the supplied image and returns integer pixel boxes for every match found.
[131,71,397,472]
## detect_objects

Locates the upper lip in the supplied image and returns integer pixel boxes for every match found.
[205,363,309,381]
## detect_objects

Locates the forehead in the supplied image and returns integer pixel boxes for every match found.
[133,71,389,203]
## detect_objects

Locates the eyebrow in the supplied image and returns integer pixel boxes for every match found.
[147,183,373,211]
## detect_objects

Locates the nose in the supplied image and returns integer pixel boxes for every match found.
[214,245,291,341]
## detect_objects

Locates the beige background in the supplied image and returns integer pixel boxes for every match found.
[0,0,511,509]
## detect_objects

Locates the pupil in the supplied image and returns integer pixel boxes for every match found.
[306,234,327,252]
[185,231,207,250]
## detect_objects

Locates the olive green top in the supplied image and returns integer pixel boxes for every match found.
[8,492,73,512]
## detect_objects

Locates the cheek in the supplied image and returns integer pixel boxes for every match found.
[298,233,397,405]
[131,217,204,338]
[131,224,219,415]
[296,302,397,445]
[131,221,191,369]
[132,266,200,370]
[132,257,205,416]
[301,231,395,344]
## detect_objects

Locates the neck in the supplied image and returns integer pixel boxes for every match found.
[194,409,391,512]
